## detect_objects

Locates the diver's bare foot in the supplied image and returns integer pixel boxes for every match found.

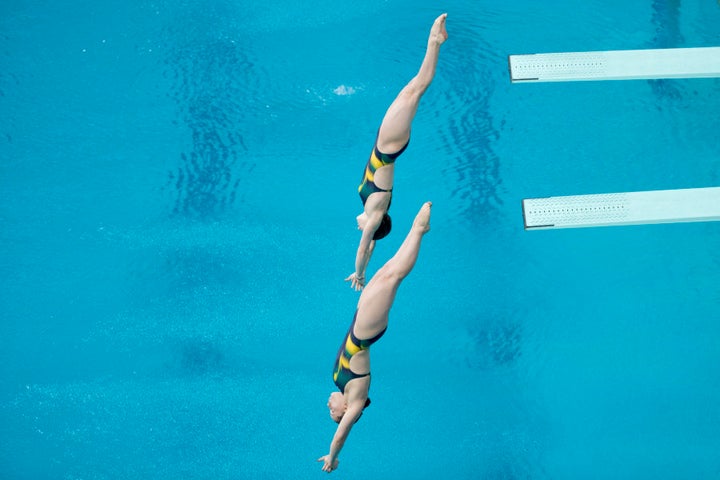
[429,13,448,46]
[412,202,432,234]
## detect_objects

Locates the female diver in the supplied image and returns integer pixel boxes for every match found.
[345,13,447,291]
[319,201,432,473]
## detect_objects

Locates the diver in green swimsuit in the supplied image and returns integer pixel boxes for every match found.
[319,201,432,474]
[345,12,448,291]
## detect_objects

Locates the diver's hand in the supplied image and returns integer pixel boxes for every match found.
[317,454,339,473]
[344,272,365,291]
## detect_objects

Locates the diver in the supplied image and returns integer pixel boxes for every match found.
[319,202,432,473]
[345,13,447,291]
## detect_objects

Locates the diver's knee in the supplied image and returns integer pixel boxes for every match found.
[375,262,405,284]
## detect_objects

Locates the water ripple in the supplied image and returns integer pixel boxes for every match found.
[436,18,504,225]
[161,6,269,219]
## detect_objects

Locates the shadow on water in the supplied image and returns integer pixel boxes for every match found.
[172,338,226,376]
[0,34,18,146]
[647,0,685,103]
[161,3,265,219]
[467,319,523,370]
[160,242,238,292]
[164,335,261,380]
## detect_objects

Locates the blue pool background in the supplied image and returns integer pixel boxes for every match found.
[1,0,719,478]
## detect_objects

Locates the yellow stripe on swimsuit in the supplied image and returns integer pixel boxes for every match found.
[357,139,409,205]
[333,311,387,393]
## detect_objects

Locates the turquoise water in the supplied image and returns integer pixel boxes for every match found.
[1,1,719,478]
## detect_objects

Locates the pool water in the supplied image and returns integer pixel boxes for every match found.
[1,1,719,478]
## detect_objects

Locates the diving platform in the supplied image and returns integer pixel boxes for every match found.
[509,46,720,83]
[522,186,720,230]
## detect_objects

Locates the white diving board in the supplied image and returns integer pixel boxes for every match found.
[509,46,720,83]
[522,186,720,230]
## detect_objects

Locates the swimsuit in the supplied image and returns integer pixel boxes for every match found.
[357,138,409,206]
[333,311,387,394]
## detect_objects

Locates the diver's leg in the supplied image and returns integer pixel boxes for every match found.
[355,202,432,332]
[376,13,447,154]
[378,201,431,280]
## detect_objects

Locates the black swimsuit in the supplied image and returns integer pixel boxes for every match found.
[332,311,386,393]
[357,138,409,206]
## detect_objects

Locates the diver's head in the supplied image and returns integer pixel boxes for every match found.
[372,213,392,240]
[327,392,347,424]
[356,212,392,240]
[327,393,371,424]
